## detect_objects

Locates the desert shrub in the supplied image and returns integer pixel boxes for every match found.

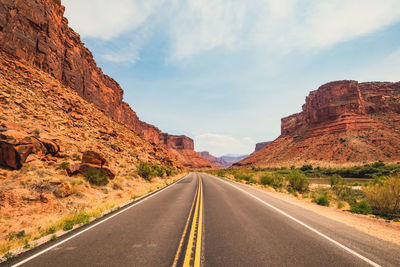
[83,168,109,186]
[63,220,74,231]
[300,164,313,171]
[319,162,400,178]
[330,174,345,195]
[136,162,170,180]
[287,171,309,192]
[313,195,330,206]
[260,173,283,189]
[338,187,365,207]
[56,161,70,170]
[46,225,56,235]
[350,200,372,215]
[233,172,252,182]
[364,177,400,218]
[165,166,177,176]
[216,169,226,177]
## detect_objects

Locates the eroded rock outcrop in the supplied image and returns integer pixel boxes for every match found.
[0,0,212,168]
[67,150,115,179]
[236,80,400,168]
[0,122,60,170]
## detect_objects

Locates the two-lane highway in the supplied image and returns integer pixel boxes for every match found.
[4,173,400,266]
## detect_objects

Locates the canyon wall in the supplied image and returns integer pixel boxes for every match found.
[0,0,210,168]
[236,80,400,167]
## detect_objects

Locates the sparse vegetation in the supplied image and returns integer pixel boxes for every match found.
[205,163,400,220]
[56,161,70,170]
[136,162,176,181]
[364,176,400,218]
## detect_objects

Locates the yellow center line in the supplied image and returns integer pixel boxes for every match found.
[172,176,199,267]
[183,175,201,266]
[194,175,203,267]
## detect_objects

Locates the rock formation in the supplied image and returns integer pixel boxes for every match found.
[67,151,115,180]
[0,121,60,170]
[235,80,400,168]
[254,142,271,153]
[0,0,212,168]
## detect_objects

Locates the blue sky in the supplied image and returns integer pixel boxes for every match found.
[64,0,400,157]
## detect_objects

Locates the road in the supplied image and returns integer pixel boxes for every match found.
[4,172,400,267]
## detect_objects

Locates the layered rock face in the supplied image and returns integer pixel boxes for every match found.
[0,0,210,168]
[236,80,400,168]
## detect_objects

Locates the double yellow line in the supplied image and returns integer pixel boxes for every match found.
[173,174,204,267]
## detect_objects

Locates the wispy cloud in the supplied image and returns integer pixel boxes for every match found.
[194,133,255,157]
[64,0,400,63]
[64,0,164,40]
[168,0,400,60]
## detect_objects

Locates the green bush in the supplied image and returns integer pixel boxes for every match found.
[165,166,177,176]
[63,220,74,231]
[350,200,372,215]
[300,164,313,171]
[136,162,172,180]
[83,168,109,186]
[57,161,70,170]
[233,171,252,182]
[137,162,156,180]
[287,171,309,192]
[313,195,330,206]
[260,173,283,189]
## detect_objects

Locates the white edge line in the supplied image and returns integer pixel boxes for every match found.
[210,174,381,267]
[11,174,189,267]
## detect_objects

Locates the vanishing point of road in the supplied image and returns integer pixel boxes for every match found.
[4,173,400,267]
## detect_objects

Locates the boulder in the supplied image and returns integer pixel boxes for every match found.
[0,141,22,170]
[66,164,81,176]
[41,139,60,155]
[66,163,115,180]
[82,151,108,167]
[79,163,115,180]
[53,182,73,198]
[0,128,60,170]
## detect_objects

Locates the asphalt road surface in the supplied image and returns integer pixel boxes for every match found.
[4,172,400,267]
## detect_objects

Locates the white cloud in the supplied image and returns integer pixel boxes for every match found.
[63,0,400,62]
[194,133,255,157]
[63,0,164,40]
[167,0,400,60]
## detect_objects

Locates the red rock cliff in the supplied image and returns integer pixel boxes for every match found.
[0,0,211,167]
[236,80,400,168]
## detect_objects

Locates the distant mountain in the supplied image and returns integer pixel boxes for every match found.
[254,142,271,153]
[198,152,249,168]
[220,155,249,166]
